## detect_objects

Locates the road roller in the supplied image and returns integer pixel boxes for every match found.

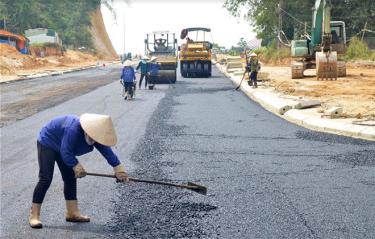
[179,27,212,78]
[290,0,346,80]
[144,31,178,86]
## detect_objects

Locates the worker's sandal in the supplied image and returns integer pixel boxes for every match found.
[65,200,90,222]
[29,203,43,229]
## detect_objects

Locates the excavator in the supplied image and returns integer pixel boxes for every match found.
[290,0,346,80]
[179,27,212,78]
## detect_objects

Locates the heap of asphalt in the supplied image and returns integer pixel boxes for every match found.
[104,82,218,238]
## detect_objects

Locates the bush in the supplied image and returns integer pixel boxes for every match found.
[370,51,375,61]
[345,37,371,60]
[253,40,290,63]
[253,47,267,55]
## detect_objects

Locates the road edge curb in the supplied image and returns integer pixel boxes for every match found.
[215,63,375,142]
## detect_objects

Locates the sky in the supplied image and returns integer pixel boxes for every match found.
[101,0,256,55]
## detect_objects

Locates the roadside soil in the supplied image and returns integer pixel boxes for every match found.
[261,65,375,119]
[0,44,115,81]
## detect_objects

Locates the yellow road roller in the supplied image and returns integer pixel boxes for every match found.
[179,27,212,78]
[144,31,178,85]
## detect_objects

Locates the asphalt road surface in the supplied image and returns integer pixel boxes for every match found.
[1,66,374,239]
[0,65,119,127]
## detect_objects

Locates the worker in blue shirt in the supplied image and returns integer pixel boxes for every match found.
[29,114,128,229]
[147,56,159,90]
[121,60,136,100]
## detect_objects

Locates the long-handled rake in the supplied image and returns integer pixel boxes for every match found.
[86,172,207,195]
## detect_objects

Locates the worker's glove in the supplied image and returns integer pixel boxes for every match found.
[73,163,87,178]
[113,164,129,183]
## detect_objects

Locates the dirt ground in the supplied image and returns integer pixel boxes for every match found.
[0,44,109,79]
[261,65,375,119]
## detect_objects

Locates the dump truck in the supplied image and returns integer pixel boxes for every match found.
[290,0,346,80]
[144,31,178,85]
[179,27,212,78]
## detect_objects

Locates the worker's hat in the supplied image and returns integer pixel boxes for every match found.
[80,113,117,146]
[123,60,132,67]
[150,56,158,62]
[142,55,150,60]
[250,52,257,57]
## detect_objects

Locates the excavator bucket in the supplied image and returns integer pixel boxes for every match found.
[316,51,338,80]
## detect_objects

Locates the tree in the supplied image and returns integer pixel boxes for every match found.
[0,0,102,48]
[237,37,247,50]
[224,0,375,46]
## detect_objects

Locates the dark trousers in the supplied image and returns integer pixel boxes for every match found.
[32,142,77,203]
[139,73,148,88]
[124,82,134,96]
[249,71,258,86]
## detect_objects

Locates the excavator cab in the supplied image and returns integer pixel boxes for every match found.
[330,21,346,53]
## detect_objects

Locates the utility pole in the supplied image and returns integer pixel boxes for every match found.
[123,13,126,56]
[278,0,283,49]
[361,22,367,41]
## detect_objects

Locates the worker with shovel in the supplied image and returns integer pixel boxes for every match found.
[247,52,260,88]
[29,114,129,229]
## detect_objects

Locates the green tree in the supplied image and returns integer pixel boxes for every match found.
[237,37,247,50]
[0,0,102,48]
[224,0,375,46]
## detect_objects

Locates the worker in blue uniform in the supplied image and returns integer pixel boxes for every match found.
[29,114,128,229]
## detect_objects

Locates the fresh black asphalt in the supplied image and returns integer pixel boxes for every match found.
[1,66,374,239]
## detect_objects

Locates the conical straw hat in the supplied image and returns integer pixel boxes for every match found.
[150,56,158,62]
[123,60,132,67]
[80,113,117,146]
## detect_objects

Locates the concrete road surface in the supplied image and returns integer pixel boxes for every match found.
[1,66,374,239]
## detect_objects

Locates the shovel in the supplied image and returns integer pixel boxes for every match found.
[86,172,207,195]
[235,70,248,91]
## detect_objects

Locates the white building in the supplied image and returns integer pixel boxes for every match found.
[25,28,62,45]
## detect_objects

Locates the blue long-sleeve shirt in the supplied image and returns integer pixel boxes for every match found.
[37,115,121,168]
[120,66,136,82]
[149,62,159,76]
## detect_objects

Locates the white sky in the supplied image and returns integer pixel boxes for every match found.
[101,0,256,55]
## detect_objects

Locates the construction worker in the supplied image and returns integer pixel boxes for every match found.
[29,114,129,229]
[136,55,149,89]
[247,52,260,88]
[121,60,136,100]
[148,56,159,90]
